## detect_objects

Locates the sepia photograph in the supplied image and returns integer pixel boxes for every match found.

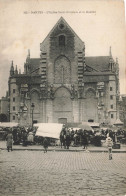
[0,0,126,195]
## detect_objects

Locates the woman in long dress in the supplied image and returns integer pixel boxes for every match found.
[43,137,48,153]
[6,130,13,152]
[82,131,88,150]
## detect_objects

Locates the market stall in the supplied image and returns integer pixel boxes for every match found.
[0,122,18,127]
[34,123,63,139]
[79,122,94,132]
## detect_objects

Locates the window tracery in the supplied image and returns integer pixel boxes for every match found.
[54,56,71,84]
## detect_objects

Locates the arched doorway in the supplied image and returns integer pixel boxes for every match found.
[53,87,72,123]
[82,89,98,122]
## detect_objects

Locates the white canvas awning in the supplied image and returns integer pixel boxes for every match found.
[34,123,63,139]
[0,122,18,127]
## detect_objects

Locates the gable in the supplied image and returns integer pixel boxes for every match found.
[41,17,83,46]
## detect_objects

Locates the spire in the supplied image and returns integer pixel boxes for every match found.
[10,60,14,76]
[11,60,13,67]
[109,46,114,71]
[26,49,30,63]
[115,57,119,74]
[109,46,112,57]
[27,49,30,59]
[15,65,18,75]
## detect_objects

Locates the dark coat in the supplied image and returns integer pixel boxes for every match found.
[6,133,13,148]
[66,135,71,147]
[43,138,48,148]
[82,134,88,145]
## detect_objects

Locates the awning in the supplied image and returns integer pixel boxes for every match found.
[78,122,94,132]
[0,122,19,127]
[34,123,63,139]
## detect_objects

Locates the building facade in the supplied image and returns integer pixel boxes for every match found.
[0,93,9,122]
[8,17,120,126]
[118,95,126,127]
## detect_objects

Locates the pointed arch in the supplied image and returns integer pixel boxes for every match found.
[30,88,40,98]
[54,86,71,97]
[85,88,96,98]
[54,55,71,84]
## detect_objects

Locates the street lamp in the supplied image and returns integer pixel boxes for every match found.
[8,108,10,122]
[31,103,35,129]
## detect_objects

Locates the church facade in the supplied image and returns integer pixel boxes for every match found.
[8,17,120,126]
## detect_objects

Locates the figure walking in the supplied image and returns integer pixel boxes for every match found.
[106,135,113,160]
[82,131,88,150]
[60,131,64,148]
[66,130,71,149]
[6,130,13,152]
[43,137,48,153]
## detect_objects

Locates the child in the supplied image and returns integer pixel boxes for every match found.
[106,135,113,160]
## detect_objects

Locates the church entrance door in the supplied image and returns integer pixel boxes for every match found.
[58,118,67,124]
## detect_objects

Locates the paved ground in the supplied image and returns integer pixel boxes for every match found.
[0,141,126,152]
[0,149,126,196]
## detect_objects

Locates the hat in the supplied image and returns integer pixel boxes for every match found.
[107,133,109,137]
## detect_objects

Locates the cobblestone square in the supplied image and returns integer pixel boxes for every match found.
[0,150,126,196]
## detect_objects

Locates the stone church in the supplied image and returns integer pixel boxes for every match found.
[8,17,120,126]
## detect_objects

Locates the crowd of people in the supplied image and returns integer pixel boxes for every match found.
[60,128,89,149]
[1,126,35,146]
[59,127,126,148]
[1,125,125,160]
[0,125,126,150]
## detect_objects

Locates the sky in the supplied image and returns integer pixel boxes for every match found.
[0,0,126,98]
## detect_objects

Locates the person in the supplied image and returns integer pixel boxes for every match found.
[63,134,66,149]
[22,131,27,146]
[43,137,48,153]
[60,130,64,148]
[27,132,34,145]
[74,130,78,146]
[106,135,113,160]
[66,130,71,149]
[12,128,17,144]
[6,130,13,152]
[82,131,88,150]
